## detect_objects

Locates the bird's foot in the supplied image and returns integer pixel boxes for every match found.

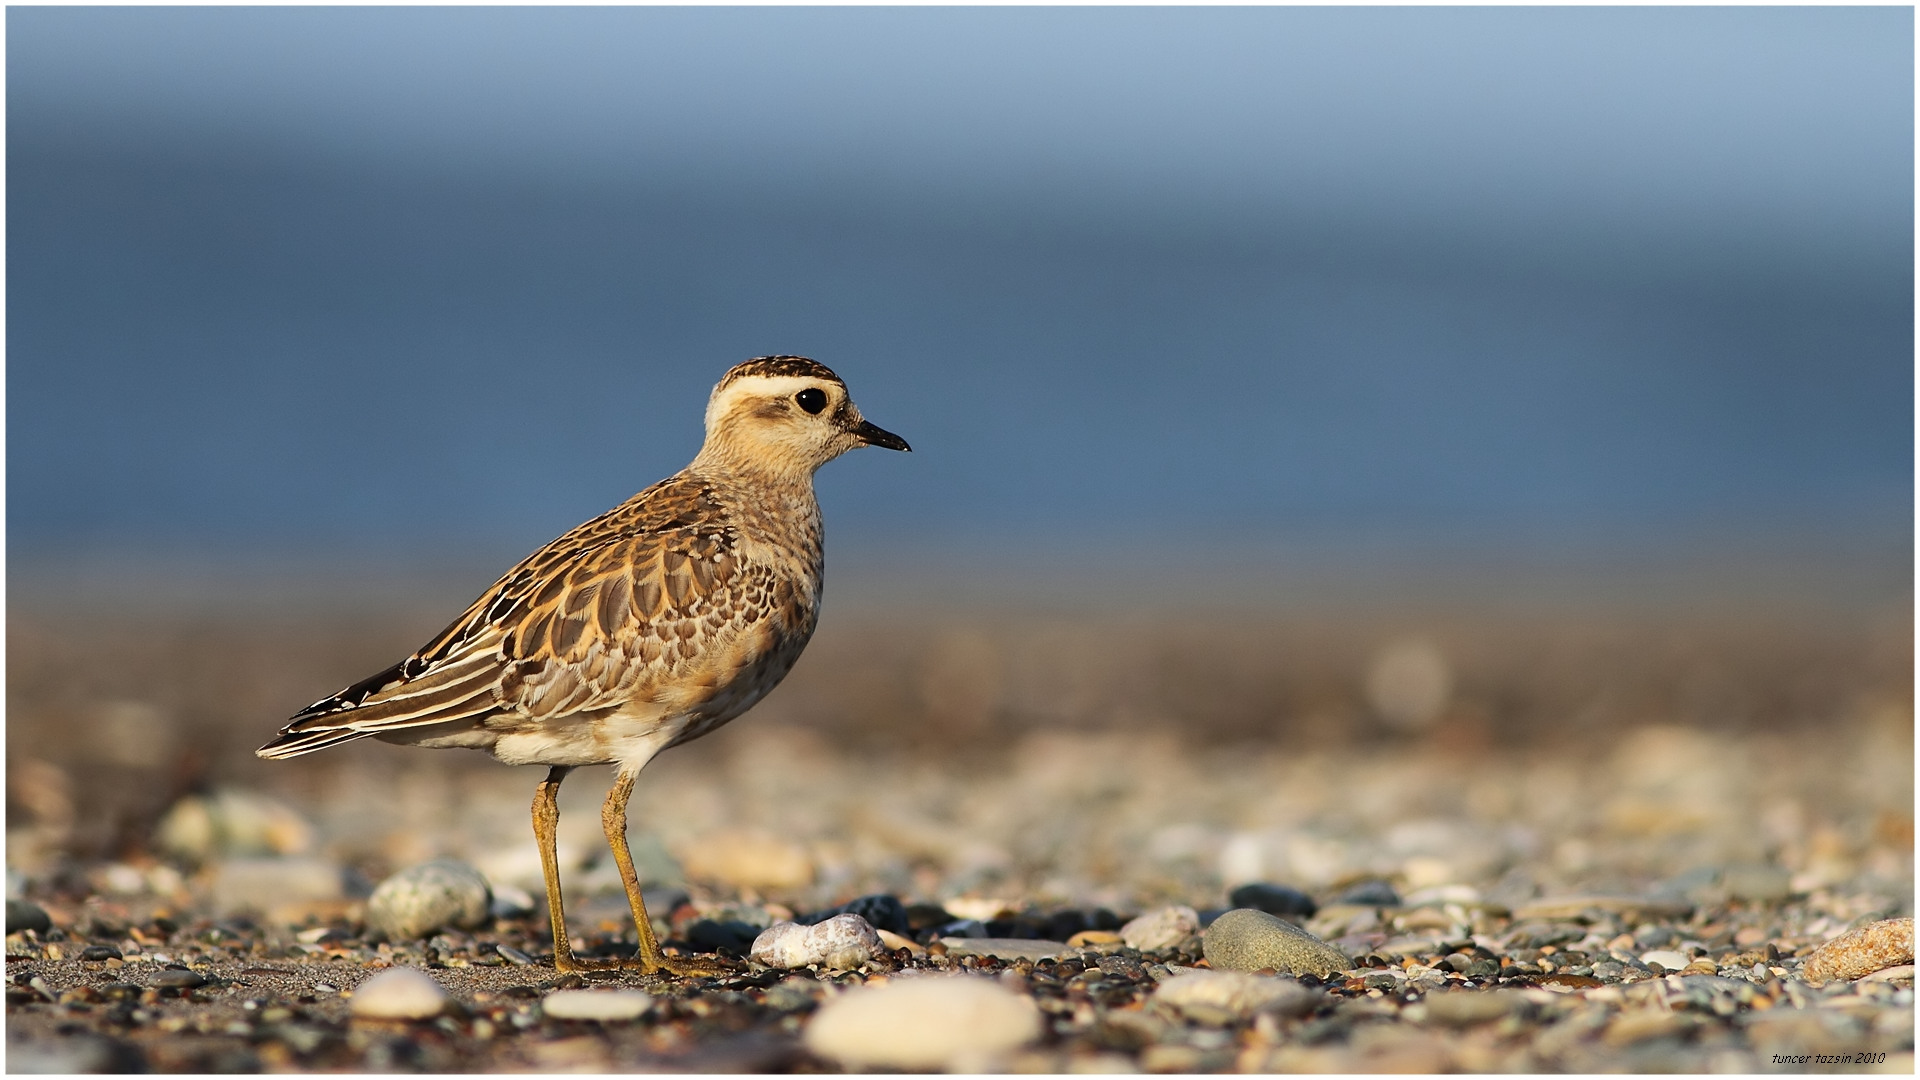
[553,949,740,978]
[633,950,743,978]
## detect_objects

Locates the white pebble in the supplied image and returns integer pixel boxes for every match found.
[805,974,1041,1070]
[348,967,449,1020]
[750,914,884,970]
[542,989,653,1022]
[1121,905,1200,951]
[1641,949,1691,971]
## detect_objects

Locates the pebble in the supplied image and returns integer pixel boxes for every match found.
[1202,908,1351,978]
[6,899,51,935]
[804,974,1042,1070]
[542,989,653,1022]
[800,894,911,936]
[366,858,492,940]
[687,919,763,955]
[79,945,121,962]
[1152,970,1319,1024]
[1121,905,1200,952]
[875,928,925,955]
[150,968,207,990]
[1640,949,1692,972]
[1422,990,1527,1026]
[939,938,1073,962]
[1800,917,1914,983]
[765,976,823,1013]
[1330,879,1401,907]
[1229,883,1318,918]
[348,967,450,1020]
[750,914,885,970]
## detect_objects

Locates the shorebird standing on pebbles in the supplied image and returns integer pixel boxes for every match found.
[258,356,910,975]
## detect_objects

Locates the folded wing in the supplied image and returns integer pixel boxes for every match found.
[256,476,746,759]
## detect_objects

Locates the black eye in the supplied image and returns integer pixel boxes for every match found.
[795,388,827,414]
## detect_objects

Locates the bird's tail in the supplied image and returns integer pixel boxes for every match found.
[255,726,374,760]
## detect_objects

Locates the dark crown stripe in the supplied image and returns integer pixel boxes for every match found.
[717,356,844,391]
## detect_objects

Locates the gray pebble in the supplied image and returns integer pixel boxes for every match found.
[366,858,492,940]
[6,899,50,935]
[151,968,207,990]
[1202,908,1351,978]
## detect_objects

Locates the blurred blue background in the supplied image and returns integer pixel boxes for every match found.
[7,7,1912,585]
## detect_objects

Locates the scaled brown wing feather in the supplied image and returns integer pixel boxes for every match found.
[259,476,743,756]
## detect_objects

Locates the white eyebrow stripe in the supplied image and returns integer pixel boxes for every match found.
[705,374,842,425]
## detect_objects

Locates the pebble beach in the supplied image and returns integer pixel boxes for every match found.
[6,591,1913,1072]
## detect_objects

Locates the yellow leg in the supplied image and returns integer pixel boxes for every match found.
[533,766,591,973]
[602,766,737,977]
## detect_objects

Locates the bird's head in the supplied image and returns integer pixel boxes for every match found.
[696,356,910,479]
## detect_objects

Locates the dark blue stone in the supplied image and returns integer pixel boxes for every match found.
[798,894,910,936]
[1229,882,1319,918]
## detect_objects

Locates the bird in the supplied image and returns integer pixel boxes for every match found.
[257,355,910,976]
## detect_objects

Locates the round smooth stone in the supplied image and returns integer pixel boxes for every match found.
[365,858,492,941]
[805,974,1041,1071]
[6,900,51,935]
[348,967,450,1020]
[1202,908,1351,978]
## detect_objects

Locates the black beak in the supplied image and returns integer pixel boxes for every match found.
[852,419,911,452]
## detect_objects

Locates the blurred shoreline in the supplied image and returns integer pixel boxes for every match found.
[9,535,1909,865]
[8,526,1910,619]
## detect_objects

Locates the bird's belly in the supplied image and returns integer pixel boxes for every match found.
[489,712,638,768]
[664,633,808,749]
